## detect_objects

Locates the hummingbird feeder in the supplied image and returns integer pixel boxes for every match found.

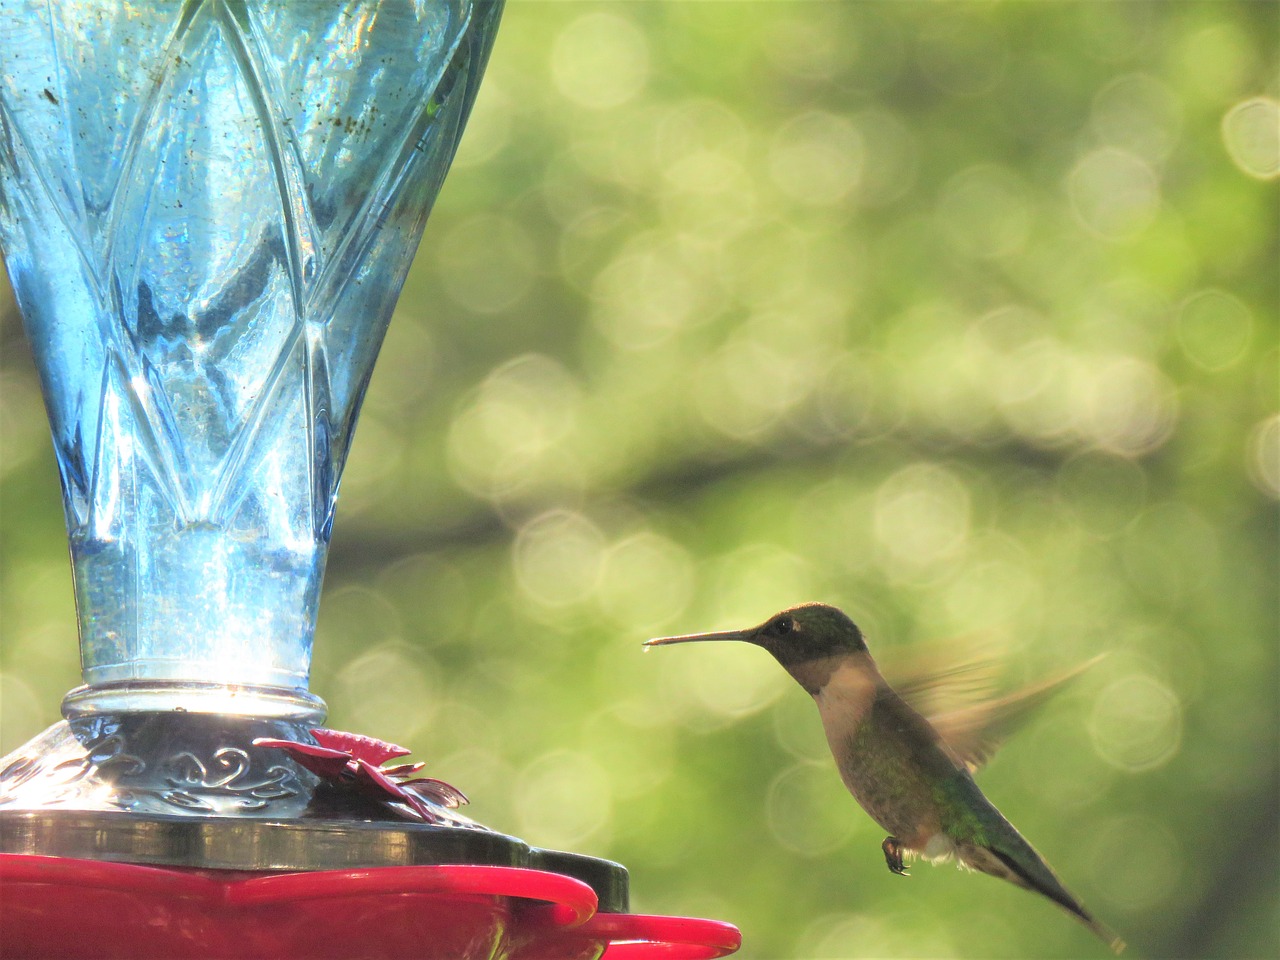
[0,2,741,957]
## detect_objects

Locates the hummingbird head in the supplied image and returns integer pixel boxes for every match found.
[645,603,867,679]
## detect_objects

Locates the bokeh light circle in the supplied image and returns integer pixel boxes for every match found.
[1176,289,1254,372]
[516,749,614,849]
[1246,414,1280,500]
[513,509,605,609]
[1090,673,1182,772]
[1068,147,1160,239]
[1087,814,1184,912]
[1221,96,1280,179]
[768,110,865,207]
[765,761,857,857]
[551,12,649,110]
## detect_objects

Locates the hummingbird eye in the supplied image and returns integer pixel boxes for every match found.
[773,616,794,635]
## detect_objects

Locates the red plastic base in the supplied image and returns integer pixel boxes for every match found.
[0,854,740,960]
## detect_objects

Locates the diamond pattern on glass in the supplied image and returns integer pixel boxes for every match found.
[0,0,501,688]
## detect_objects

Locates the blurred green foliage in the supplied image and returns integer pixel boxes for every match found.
[2,1,1277,958]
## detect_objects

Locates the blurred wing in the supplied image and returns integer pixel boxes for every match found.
[926,656,1104,772]
[881,641,1003,721]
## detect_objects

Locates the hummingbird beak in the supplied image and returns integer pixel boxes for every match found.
[644,628,756,648]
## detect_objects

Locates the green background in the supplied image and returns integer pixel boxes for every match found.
[2,2,1277,957]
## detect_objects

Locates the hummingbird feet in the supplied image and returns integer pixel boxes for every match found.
[882,836,909,876]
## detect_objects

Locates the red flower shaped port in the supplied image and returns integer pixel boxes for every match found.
[252,728,468,823]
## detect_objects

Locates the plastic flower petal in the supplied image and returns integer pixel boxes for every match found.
[250,737,352,781]
[252,728,468,823]
[402,777,469,809]
[311,729,412,767]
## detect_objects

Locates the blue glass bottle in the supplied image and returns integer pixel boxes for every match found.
[0,0,502,717]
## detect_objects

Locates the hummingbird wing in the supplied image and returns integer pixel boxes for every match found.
[886,654,1001,719]
[880,644,1004,747]
[924,657,1103,772]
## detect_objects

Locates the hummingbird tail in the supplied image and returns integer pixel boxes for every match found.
[982,846,1126,954]
[1070,908,1126,955]
[1087,918,1127,956]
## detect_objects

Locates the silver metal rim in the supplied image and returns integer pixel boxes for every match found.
[61,682,328,722]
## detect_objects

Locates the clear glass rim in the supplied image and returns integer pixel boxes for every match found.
[61,681,327,723]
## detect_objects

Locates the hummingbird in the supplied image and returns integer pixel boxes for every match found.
[645,602,1124,953]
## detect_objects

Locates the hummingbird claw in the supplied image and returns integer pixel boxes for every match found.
[882,836,909,876]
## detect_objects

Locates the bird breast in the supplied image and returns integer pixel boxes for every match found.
[812,656,880,741]
[813,660,944,844]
